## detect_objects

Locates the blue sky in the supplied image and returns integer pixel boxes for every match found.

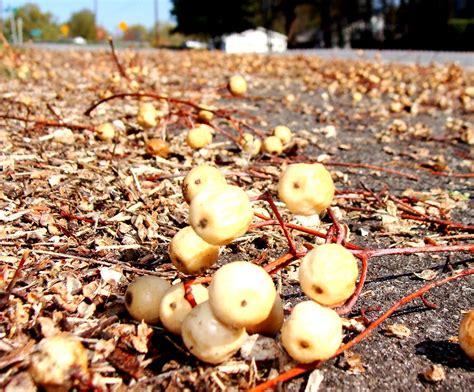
[3,0,173,32]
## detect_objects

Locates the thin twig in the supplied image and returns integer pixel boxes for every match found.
[108,37,130,81]
[253,212,362,250]
[0,251,30,309]
[0,114,94,131]
[355,244,474,259]
[257,192,299,256]
[336,254,369,315]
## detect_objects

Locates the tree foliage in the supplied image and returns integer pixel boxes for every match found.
[123,24,150,42]
[68,9,97,41]
[171,0,257,37]
[4,3,60,41]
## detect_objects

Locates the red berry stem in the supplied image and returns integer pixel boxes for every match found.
[183,280,198,308]
[247,268,474,392]
[257,192,299,257]
[336,253,369,315]
[326,207,346,244]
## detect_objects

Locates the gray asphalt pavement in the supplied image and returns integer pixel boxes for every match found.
[25,43,474,68]
[287,48,474,68]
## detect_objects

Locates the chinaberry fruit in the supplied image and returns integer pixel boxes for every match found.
[278,163,335,216]
[187,124,213,149]
[208,261,276,328]
[159,283,209,335]
[198,107,214,123]
[145,138,169,158]
[189,185,253,245]
[137,102,157,129]
[228,75,247,96]
[29,333,88,390]
[124,275,171,324]
[96,122,115,141]
[273,125,292,144]
[246,293,284,336]
[181,301,247,364]
[182,165,227,204]
[298,243,358,306]
[169,226,220,275]
[459,310,474,360]
[281,300,343,363]
[262,136,283,155]
[241,133,262,156]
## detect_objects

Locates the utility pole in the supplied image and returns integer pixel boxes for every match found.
[94,0,98,24]
[0,0,3,35]
[17,17,23,44]
[154,0,159,47]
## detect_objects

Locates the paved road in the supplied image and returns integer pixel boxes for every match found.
[286,48,474,68]
[25,43,474,68]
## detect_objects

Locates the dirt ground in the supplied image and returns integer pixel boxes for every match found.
[0,47,473,391]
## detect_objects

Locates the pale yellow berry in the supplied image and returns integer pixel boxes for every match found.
[278,163,335,216]
[96,122,115,141]
[182,165,227,204]
[390,101,403,113]
[299,243,358,306]
[241,133,262,156]
[181,301,247,364]
[198,109,214,123]
[137,102,157,128]
[189,185,253,245]
[169,226,220,275]
[246,294,284,336]
[352,92,363,103]
[125,276,171,324]
[209,261,276,328]
[284,94,296,103]
[159,283,209,335]
[465,86,474,98]
[53,128,75,145]
[228,75,247,96]
[187,124,213,149]
[281,301,342,363]
[29,334,88,390]
[273,125,292,144]
[262,136,283,155]
[459,310,474,360]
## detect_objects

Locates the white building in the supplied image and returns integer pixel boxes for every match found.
[222,28,287,53]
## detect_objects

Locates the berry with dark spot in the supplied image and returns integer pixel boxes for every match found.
[159,283,208,335]
[124,276,171,324]
[208,261,276,328]
[281,301,342,363]
[299,243,358,306]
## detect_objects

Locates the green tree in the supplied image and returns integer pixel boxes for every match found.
[68,9,96,41]
[157,23,186,47]
[123,24,149,42]
[5,3,60,41]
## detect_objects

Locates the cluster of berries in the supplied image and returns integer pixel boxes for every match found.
[124,161,366,364]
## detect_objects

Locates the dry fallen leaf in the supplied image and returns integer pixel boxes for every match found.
[383,323,411,339]
[413,269,438,281]
[422,364,446,383]
[342,316,366,333]
[338,351,365,374]
[130,321,153,354]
